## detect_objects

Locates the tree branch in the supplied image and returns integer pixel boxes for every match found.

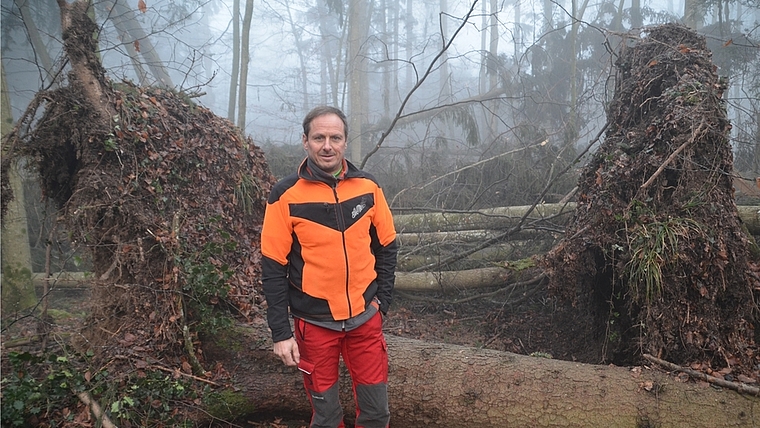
[642,354,760,396]
[360,0,481,168]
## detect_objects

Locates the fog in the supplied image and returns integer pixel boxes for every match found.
[2,0,759,202]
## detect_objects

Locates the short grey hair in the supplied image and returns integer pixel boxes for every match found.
[302,106,348,137]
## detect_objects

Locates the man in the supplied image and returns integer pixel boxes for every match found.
[261,106,398,428]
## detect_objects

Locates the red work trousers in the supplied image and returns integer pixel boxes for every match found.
[294,311,389,428]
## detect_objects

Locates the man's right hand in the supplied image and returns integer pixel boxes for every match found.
[273,337,300,366]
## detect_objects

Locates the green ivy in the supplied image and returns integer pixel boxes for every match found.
[1,350,198,427]
[177,216,236,335]
[1,351,86,427]
[104,371,197,427]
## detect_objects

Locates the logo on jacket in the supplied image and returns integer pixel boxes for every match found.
[351,201,367,218]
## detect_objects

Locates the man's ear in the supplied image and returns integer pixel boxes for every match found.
[302,134,308,150]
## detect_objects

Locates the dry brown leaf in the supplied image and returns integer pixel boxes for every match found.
[737,374,757,383]
[138,0,147,13]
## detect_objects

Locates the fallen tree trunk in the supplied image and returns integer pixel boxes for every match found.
[394,203,760,235]
[398,241,555,271]
[737,205,760,236]
[209,325,759,427]
[394,267,511,291]
[393,204,574,234]
[33,267,514,292]
[396,229,554,246]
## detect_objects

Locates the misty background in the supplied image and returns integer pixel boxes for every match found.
[1,0,759,271]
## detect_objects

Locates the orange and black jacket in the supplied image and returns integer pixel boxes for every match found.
[261,158,398,342]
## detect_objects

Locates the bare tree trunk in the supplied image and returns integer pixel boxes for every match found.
[206,328,760,427]
[318,1,345,107]
[236,0,254,132]
[1,63,36,313]
[59,0,116,124]
[513,0,521,65]
[380,0,390,115]
[683,0,705,29]
[405,0,414,94]
[612,0,625,31]
[14,0,56,85]
[631,0,643,27]
[390,0,400,112]
[100,0,174,87]
[479,0,487,94]
[569,0,578,143]
[346,0,371,162]
[101,2,149,85]
[284,0,310,111]
[753,109,760,172]
[543,0,553,32]
[486,0,499,142]
[438,0,450,103]
[227,0,240,121]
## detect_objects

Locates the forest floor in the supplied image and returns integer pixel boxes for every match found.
[388,277,590,362]
[2,271,590,428]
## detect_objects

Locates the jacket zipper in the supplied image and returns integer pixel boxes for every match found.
[332,181,352,319]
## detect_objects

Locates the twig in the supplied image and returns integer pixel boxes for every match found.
[391,142,548,206]
[77,391,118,428]
[642,353,760,396]
[183,324,206,376]
[149,365,220,386]
[2,336,38,348]
[637,120,707,194]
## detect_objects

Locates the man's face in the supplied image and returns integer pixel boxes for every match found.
[302,113,346,174]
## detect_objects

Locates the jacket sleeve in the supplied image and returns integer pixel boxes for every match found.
[372,239,398,315]
[371,186,397,315]
[261,255,293,342]
[260,196,294,342]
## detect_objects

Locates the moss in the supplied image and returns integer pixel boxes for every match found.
[46,308,83,322]
[1,264,36,313]
[203,389,256,420]
[504,257,535,272]
[205,326,247,353]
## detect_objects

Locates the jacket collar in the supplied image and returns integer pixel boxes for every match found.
[299,157,355,184]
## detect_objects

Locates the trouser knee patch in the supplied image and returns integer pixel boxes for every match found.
[355,383,390,428]
[309,382,343,428]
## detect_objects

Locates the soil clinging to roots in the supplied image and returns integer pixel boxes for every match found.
[542,24,760,376]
